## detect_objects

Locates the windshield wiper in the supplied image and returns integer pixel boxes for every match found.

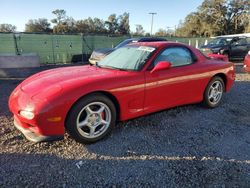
[98,65,128,71]
[109,67,128,71]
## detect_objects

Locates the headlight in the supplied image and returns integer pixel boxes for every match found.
[201,48,213,55]
[211,48,221,53]
[19,102,35,120]
[19,110,34,120]
[248,51,250,55]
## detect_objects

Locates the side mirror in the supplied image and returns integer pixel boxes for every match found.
[151,61,171,73]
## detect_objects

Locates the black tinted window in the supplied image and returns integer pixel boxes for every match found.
[232,38,247,45]
[115,39,133,48]
[219,39,227,45]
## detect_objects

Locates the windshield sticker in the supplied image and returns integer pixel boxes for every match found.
[137,46,155,52]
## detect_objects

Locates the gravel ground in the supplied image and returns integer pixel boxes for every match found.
[1,63,250,187]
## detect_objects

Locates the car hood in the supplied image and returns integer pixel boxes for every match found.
[20,65,117,96]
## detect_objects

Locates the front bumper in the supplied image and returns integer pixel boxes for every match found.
[14,116,64,142]
[9,86,66,142]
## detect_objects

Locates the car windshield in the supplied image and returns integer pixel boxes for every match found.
[208,38,229,45]
[114,39,134,49]
[98,45,155,71]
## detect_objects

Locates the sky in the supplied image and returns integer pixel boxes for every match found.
[0,0,203,33]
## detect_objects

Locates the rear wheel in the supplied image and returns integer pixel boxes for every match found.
[65,94,116,143]
[203,77,225,108]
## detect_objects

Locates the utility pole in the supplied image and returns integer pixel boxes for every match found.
[174,25,176,37]
[149,12,157,36]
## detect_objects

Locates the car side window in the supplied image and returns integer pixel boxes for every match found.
[219,39,227,45]
[154,47,193,67]
[232,38,247,46]
[246,37,250,44]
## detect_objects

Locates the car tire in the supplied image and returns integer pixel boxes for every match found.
[65,93,117,144]
[203,76,225,108]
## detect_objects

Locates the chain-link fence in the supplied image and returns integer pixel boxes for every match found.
[0,33,210,64]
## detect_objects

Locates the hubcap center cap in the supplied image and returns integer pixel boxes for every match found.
[211,89,218,97]
[89,114,100,124]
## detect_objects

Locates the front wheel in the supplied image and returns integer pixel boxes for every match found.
[203,77,225,108]
[65,94,117,143]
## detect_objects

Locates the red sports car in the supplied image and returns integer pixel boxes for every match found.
[9,42,235,143]
[243,50,250,73]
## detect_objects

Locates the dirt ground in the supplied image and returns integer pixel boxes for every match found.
[0,63,250,187]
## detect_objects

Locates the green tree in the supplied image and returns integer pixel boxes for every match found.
[155,28,168,37]
[64,17,77,33]
[51,9,67,24]
[92,18,106,34]
[225,0,250,34]
[25,18,52,33]
[176,0,250,37]
[51,9,76,33]
[0,24,16,32]
[134,24,145,36]
[198,0,227,36]
[105,14,118,34]
[105,13,130,35]
[75,18,106,34]
[76,19,90,33]
[245,23,250,33]
[118,12,130,35]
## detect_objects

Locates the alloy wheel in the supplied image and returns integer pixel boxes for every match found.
[76,102,111,139]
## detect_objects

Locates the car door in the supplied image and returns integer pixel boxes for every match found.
[144,46,206,113]
[230,38,248,58]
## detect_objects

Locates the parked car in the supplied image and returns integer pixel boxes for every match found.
[200,36,250,60]
[89,37,167,64]
[243,50,250,73]
[9,41,235,144]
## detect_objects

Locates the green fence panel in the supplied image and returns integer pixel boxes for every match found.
[17,33,54,64]
[52,35,82,64]
[0,33,16,54]
[0,33,211,64]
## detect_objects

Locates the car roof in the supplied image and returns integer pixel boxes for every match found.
[131,37,167,42]
[128,41,186,48]
[216,36,247,39]
[138,37,167,42]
